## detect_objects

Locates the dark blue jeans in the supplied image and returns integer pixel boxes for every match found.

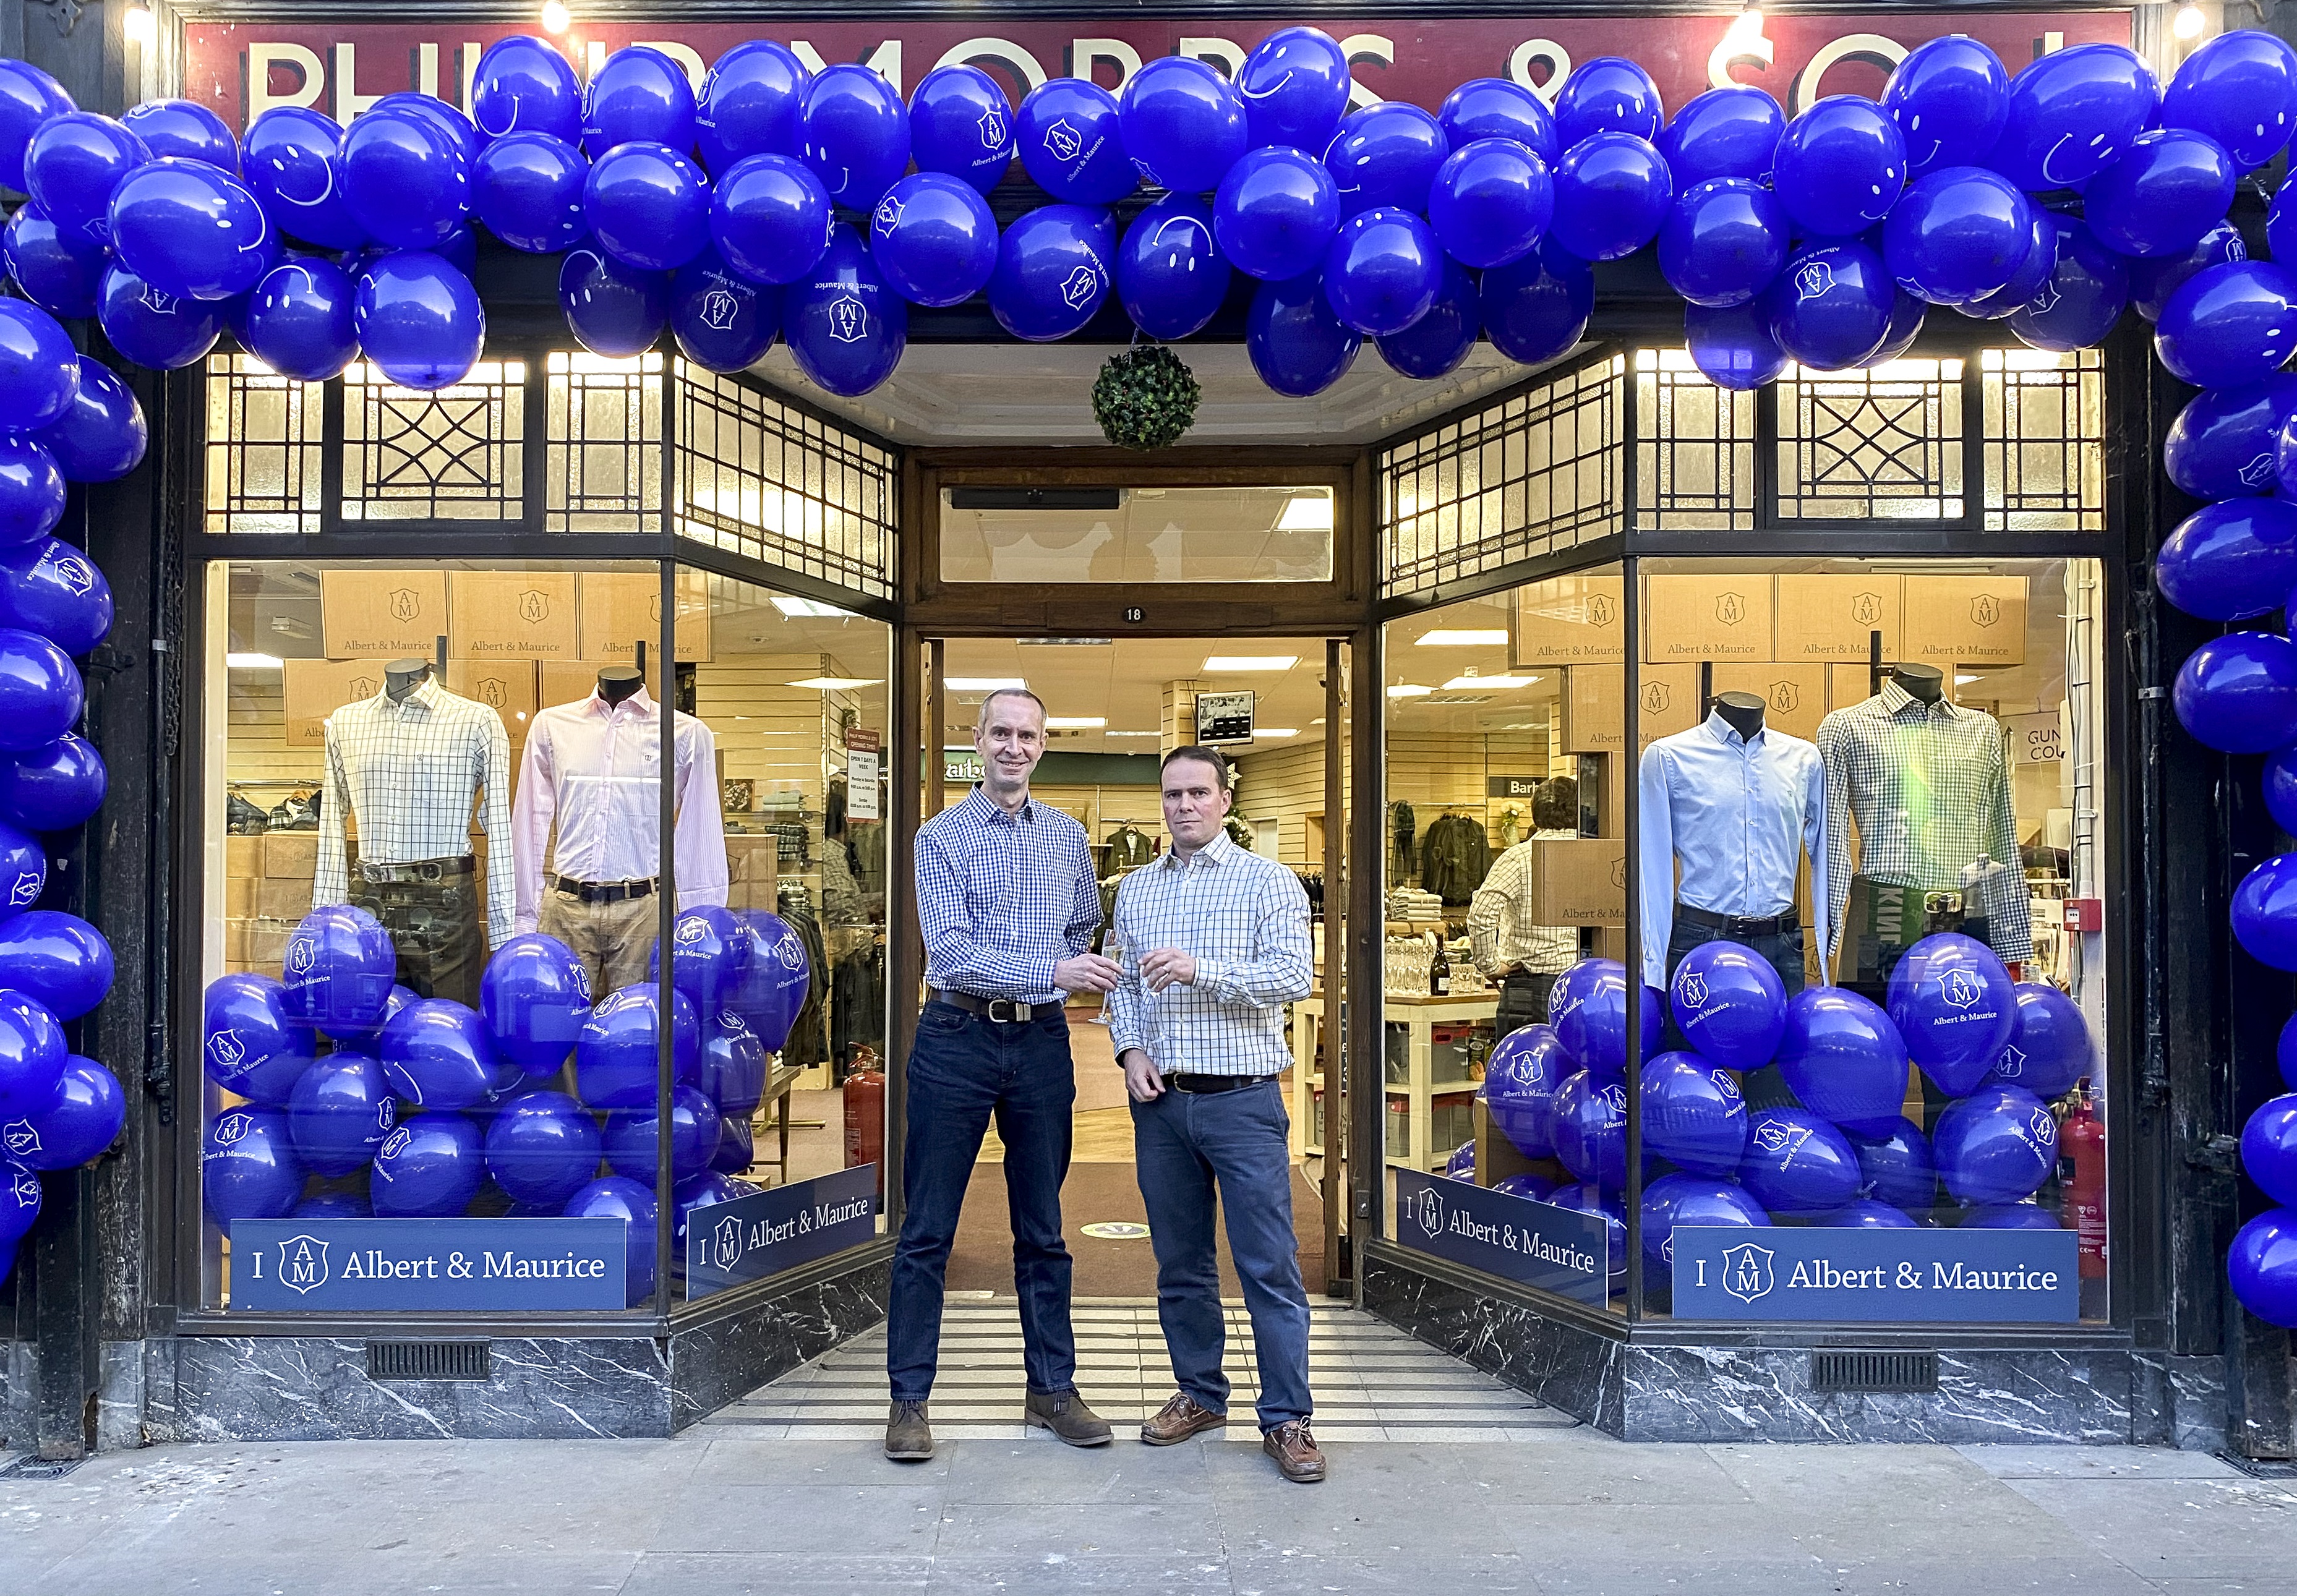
[1130,1078,1314,1432]
[887,1001,1078,1403]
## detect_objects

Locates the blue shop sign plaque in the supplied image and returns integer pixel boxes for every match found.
[685,1164,878,1299]
[232,1218,627,1310]
[1671,1224,2079,1322]
[1394,1169,1609,1307]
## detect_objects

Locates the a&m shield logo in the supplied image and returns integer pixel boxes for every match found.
[388,587,420,622]
[285,936,317,979]
[1971,594,2002,628]
[2026,1106,2058,1150]
[9,871,40,906]
[2,1118,38,1159]
[1769,680,1801,713]
[1711,1069,1742,1100]
[1588,593,1618,626]
[773,931,806,971]
[276,1234,331,1295]
[977,101,1007,150]
[2242,453,2278,488]
[1411,1184,1446,1242]
[1993,1044,2027,1080]
[1059,265,1099,309]
[7,1166,37,1211]
[1679,970,1711,1010]
[1043,117,1082,161]
[827,294,868,343]
[520,589,550,625]
[1715,592,1745,626]
[213,1111,254,1148]
[677,916,706,945]
[45,553,93,596]
[1721,1241,1776,1303]
[1850,591,1883,626]
[1752,1117,1809,1161]
[872,194,904,234]
[1940,970,1982,1010]
[712,1213,745,1271]
[571,962,592,1003]
[139,282,176,315]
[1793,258,1835,301]
[207,1029,247,1072]
[699,288,739,331]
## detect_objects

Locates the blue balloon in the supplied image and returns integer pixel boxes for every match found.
[783,225,908,397]
[202,972,316,1106]
[286,1049,396,1177]
[2165,29,2297,168]
[583,45,696,158]
[697,1013,768,1116]
[481,936,592,1075]
[586,140,709,271]
[279,904,396,1041]
[1116,194,1231,341]
[30,361,145,486]
[0,59,72,192]
[1550,958,1663,1077]
[1547,131,1671,262]
[1549,1181,1627,1291]
[1245,272,1359,398]
[870,172,997,308]
[0,816,46,919]
[25,113,148,245]
[1481,1022,1570,1157]
[2271,752,2297,841]
[1552,1068,1627,1188]
[1121,56,1246,195]
[1214,146,1340,283]
[1687,301,1788,391]
[98,262,223,370]
[1883,36,2011,176]
[1484,236,1594,365]
[0,547,92,663]
[603,1081,721,1185]
[202,1107,304,1220]
[576,983,702,1111]
[241,106,363,249]
[354,251,485,390]
[295,1191,371,1219]
[2009,218,2129,352]
[1934,1083,2057,1206]
[1740,1107,1863,1213]
[1429,139,1553,272]
[1957,205,2060,322]
[0,733,106,832]
[1324,103,1448,218]
[1990,43,2158,192]
[1658,177,1786,308]
[1439,77,1559,164]
[2087,129,2237,260]
[2168,378,2297,501]
[712,1112,755,1174]
[1775,986,1910,1134]
[4,204,105,318]
[2158,260,2297,388]
[649,905,753,1015]
[1829,1199,1920,1229]
[1961,1200,2064,1231]
[372,1114,484,1218]
[2175,630,2297,754]
[0,910,109,1018]
[671,247,781,372]
[2231,1206,2297,1326]
[1444,1140,1476,1181]
[0,988,59,1126]
[122,98,236,173]
[473,130,588,253]
[1237,28,1352,153]
[710,153,831,287]
[988,203,1113,343]
[2235,852,2297,970]
[1762,241,1894,370]
[1850,1116,1937,1211]
[800,63,910,210]
[379,998,497,1111]
[472,36,583,143]
[1492,1173,1552,1202]
[1885,932,2017,1096]
[2135,220,2246,323]
[0,627,76,750]
[1981,982,2092,1099]
[6,1056,121,1170]
[1876,296,1941,369]
[1660,87,1783,194]
[558,244,667,357]
[239,258,357,383]
[732,910,810,1052]
[1669,941,1786,1070]
[0,440,64,551]
[1881,166,2034,307]
[1642,1172,1768,1282]
[1322,207,1442,336]
[908,64,1014,194]
[341,106,468,250]
[0,301,76,435]
[1014,77,1131,205]
[1555,57,1664,148]
[1774,96,1906,239]
[698,40,810,173]
[1641,1051,1750,1177]
[486,1088,603,1208]
[1377,257,1479,379]
[372,93,478,169]
[674,1169,745,1244]
[564,1174,658,1305]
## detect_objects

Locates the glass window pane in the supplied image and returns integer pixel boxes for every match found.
[341,362,526,522]
[936,486,1335,583]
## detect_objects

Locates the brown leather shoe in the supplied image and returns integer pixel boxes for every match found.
[1262,1419,1327,1483]
[1140,1391,1228,1445]
[1024,1388,1113,1446]
[884,1399,933,1462]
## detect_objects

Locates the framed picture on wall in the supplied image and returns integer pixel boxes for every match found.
[723,779,754,813]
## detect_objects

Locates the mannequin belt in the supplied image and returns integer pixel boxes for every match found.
[552,874,657,904]
[357,855,473,884]
[1675,902,1797,937]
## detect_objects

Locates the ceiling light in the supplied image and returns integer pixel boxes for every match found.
[1017,636,1111,647]
[541,0,572,33]
[226,652,284,668]
[1254,728,1301,738]
[787,676,883,690]
[1444,673,1539,691]
[1956,673,1982,685]
[770,596,853,618]
[1388,683,1434,698]
[1275,493,1335,532]
[1416,629,1510,647]
[1045,716,1106,729]
[1203,655,1298,672]
[2173,4,2205,40]
[1104,730,1160,738]
[945,676,1028,691]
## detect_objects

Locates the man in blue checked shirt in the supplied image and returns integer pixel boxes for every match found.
[884,687,1119,1463]
[1109,745,1324,1483]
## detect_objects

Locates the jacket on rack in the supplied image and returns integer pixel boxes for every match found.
[831,941,886,1069]
[1391,801,1417,879]
[1419,812,1492,905]
[775,882,831,1073]
[1106,824,1155,869]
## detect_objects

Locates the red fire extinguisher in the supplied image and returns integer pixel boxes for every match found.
[2061,1077,2107,1297]
[844,1046,885,1197]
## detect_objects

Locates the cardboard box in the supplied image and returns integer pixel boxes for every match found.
[263,832,318,881]
[226,836,262,877]
[1826,662,1958,712]
[244,916,296,969]
[1773,574,1905,662]
[450,571,580,660]
[1529,837,1626,925]
[320,570,450,661]
[1901,575,2029,667]
[283,657,391,746]
[257,876,311,921]
[444,660,539,738]
[1709,664,1828,743]
[224,877,255,918]
[1644,574,1774,663]
[577,571,714,664]
[1561,664,1698,753]
[1510,574,1624,666]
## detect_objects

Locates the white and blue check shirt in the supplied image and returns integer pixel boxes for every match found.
[1105,830,1313,1078]
[916,785,1103,1006]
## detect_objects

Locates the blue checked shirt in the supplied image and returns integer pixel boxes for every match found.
[1105,831,1313,1077]
[917,785,1103,1005]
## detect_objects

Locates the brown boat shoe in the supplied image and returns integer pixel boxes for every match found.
[1140,1391,1228,1445]
[1262,1419,1327,1483]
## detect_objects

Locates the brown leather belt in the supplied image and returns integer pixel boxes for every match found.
[358,855,473,884]
[933,991,1041,1023]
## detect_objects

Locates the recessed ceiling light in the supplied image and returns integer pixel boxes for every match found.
[1388,683,1434,698]
[787,676,883,689]
[226,652,284,669]
[945,676,1027,691]
[1444,673,1539,691]
[1045,716,1106,729]
[1202,655,1297,672]
[1253,728,1300,738]
[1104,730,1160,738]
[770,596,853,618]
[1416,629,1510,647]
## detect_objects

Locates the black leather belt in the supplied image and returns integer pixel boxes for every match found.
[1676,902,1798,937]
[1166,1073,1264,1094]
[553,873,657,904]
[359,855,474,884]
[934,991,1042,1023]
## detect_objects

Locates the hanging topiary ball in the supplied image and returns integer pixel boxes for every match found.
[1092,344,1200,451]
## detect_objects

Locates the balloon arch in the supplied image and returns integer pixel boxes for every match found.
[5,24,2297,1302]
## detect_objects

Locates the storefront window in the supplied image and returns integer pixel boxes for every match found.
[937,485,1338,583]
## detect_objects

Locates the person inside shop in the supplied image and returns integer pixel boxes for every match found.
[885,686,1118,1463]
[1108,745,1324,1485]
[510,664,728,996]
[1467,775,1583,1038]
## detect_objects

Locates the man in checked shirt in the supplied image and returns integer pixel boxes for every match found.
[1109,745,1324,1483]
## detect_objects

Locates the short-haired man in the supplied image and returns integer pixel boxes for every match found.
[1108,745,1323,1482]
[1468,775,1583,1039]
[884,688,1121,1462]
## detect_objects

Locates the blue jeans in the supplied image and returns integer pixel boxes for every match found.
[1130,1077,1314,1432]
[887,1002,1078,1402]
